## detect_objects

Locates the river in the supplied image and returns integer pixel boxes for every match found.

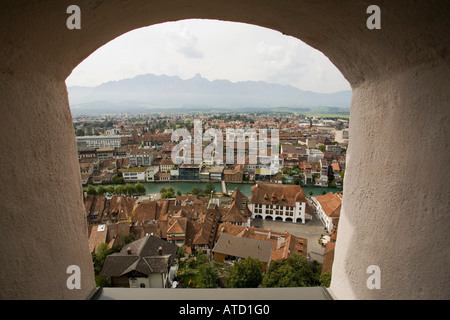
[89,181,342,197]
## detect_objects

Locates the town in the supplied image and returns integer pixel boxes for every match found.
[77,112,348,289]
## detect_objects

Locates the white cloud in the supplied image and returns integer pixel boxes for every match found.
[166,25,204,59]
[66,19,350,93]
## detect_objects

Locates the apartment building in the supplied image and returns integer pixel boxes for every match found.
[249,183,312,224]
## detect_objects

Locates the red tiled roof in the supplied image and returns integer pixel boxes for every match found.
[251,183,307,207]
[315,192,342,218]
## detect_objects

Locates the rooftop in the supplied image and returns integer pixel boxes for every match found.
[213,234,273,264]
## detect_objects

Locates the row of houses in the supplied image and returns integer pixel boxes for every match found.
[78,126,347,186]
[98,219,309,289]
[86,189,253,255]
[88,182,342,288]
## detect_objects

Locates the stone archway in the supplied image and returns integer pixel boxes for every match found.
[1,1,449,299]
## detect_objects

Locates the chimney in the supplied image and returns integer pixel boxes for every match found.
[158,246,163,256]
[127,247,132,255]
[271,193,277,204]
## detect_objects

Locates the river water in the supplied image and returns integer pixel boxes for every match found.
[90,181,342,197]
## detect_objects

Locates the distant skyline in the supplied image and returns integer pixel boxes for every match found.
[66,19,351,94]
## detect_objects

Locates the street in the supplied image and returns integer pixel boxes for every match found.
[251,213,328,263]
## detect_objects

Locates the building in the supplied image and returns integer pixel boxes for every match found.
[311,192,342,232]
[281,145,307,163]
[158,172,171,181]
[306,137,319,149]
[334,129,349,144]
[129,148,156,166]
[319,158,330,187]
[224,164,244,182]
[212,234,272,272]
[200,165,224,181]
[215,222,308,261]
[307,148,324,163]
[77,147,97,161]
[219,188,252,226]
[145,166,160,182]
[101,196,136,223]
[166,216,188,247]
[96,147,114,162]
[249,183,312,224]
[122,167,148,182]
[76,135,122,149]
[178,163,202,180]
[326,145,342,154]
[100,235,178,288]
[159,158,174,173]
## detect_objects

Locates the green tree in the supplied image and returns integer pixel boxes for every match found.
[97,185,106,195]
[176,246,187,260]
[191,186,201,196]
[122,233,138,246]
[263,263,296,287]
[161,190,175,199]
[135,182,146,195]
[124,183,135,196]
[340,170,345,184]
[86,184,97,195]
[320,272,332,287]
[198,262,219,288]
[93,243,110,275]
[114,185,124,195]
[226,257,263,288]
[111,174,124,184]
[105,185,115,194]
[262,253,314,288]
[204,181,216,195]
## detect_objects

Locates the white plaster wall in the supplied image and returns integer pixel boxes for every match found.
[330,64,450,299]
[0,77,96,299]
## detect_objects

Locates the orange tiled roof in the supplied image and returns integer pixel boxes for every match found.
[250,183,307,207]
[315,192,342,218]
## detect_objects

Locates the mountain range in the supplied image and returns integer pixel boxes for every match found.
[68,73,351,115]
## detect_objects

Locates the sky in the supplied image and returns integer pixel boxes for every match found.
[65,19,351,94]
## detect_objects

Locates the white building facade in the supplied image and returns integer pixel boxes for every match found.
[76,135,122,149]
[311,192,342,232]
[249,183,312,224]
